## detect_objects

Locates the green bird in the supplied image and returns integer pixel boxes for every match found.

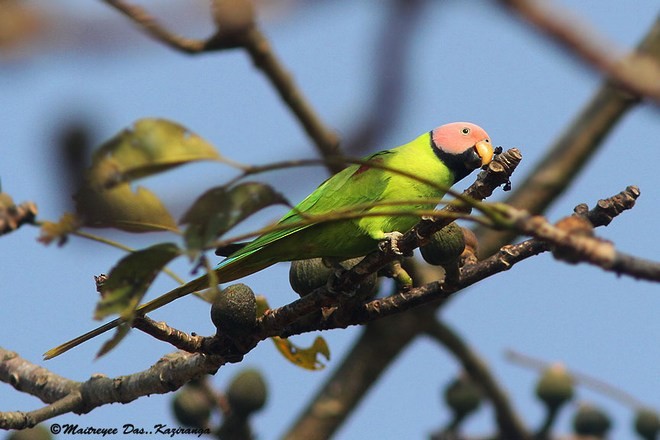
[44,122,493,359]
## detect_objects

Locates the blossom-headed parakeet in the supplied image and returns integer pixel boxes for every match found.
[45,122,493,358]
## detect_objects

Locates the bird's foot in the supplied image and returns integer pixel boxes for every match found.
[378,231,411,256]
[326,267,357,297]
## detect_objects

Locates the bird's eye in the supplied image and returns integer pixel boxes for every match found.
[461,127,471,135]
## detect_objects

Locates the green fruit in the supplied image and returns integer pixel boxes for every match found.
[289,258,333,296]
[172,385,212,429]
[7,425,52,440]
[444,375,481,418]
[289,257,377,298]
[420,222,466,266]
[217,416,252,440]
[211,283,257,337]
[573,404,612,437]
[227,369,268,418]
[535,363,574,410]
[634,408,659,440]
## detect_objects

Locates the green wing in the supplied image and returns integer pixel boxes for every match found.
[278,150,395,224]
[214,150,395,279]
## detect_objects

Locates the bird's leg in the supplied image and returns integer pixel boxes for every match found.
[387,261,413,291]
[321,257,350,293]
[441,261,461,287]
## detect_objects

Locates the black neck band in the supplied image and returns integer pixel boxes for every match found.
[429,131,473,183]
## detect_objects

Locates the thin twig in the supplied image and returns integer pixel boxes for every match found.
[500,204,660,282]
[103,0,207,53]
[132,316,205,354]
[239,27,342,170]
[102,0,342,170]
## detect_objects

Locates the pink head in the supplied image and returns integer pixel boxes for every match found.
[430,122,494,182]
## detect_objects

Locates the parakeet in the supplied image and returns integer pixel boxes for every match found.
[44,122,493,359]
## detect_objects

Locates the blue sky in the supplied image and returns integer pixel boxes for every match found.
[1,1,658,439]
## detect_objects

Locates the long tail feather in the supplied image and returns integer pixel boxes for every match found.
[43,246,280,360]
[43,274,210,360]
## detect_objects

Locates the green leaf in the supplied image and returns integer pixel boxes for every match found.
[94,243,181,321]
[75,183,178,232]
[181,182,289,254]
[89,118,222,188]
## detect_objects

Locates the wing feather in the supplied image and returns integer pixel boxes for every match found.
[216,150,396,271]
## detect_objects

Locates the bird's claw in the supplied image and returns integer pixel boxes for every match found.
[379,231,409,256]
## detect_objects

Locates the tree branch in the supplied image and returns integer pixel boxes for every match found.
[499,193,659,282]
[0,346,224,429]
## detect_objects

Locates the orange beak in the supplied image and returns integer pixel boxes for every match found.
[474,140,494,167]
